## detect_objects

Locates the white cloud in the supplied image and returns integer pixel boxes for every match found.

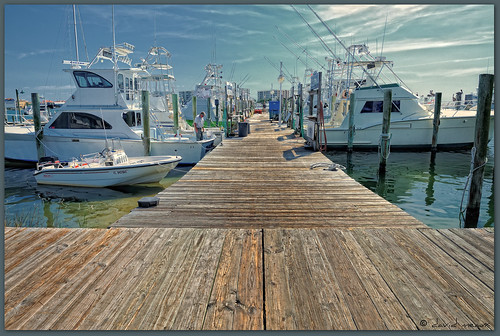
[381,36,492,54]
[18,49,61,59]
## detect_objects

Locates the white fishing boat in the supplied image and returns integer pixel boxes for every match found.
[4,44,215,164]
[34,145,181,187]
[4,6,215,165]
[309,44,494,150]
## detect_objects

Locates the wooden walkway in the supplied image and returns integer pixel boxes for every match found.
[112,116,424,229]
[4,115,494,330]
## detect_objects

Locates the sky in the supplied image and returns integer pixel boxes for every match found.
[3,3,495,103]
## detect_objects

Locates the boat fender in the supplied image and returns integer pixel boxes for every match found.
[138,196,160,208]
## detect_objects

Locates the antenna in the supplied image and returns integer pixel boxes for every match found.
[111,5,118,105]
[380,12,388,57]
[72,5,79,63]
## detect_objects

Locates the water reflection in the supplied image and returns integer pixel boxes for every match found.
[425,153,436,206]
[4,166,190,228]
[325,146,494,229]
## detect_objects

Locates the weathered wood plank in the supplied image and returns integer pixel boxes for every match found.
[19,228,145,330]
[396,229,494,329]
[332,229,417,330]
[5,229,122,329]
[314,229,388,329]
[418,229,494,290]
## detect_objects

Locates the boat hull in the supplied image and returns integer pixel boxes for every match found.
[4,130,213,165]
[34,156,181,187]
[324,115,494,150]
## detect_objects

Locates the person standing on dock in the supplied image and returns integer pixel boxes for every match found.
[194,111,206,141]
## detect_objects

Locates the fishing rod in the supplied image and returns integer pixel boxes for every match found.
[272,35,309,69]
[306,5,382,90]
[274,25,328,71]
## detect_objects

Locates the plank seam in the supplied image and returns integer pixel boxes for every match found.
[261,228,267,330]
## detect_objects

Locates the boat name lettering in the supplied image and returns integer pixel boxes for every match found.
[113,170,128,175]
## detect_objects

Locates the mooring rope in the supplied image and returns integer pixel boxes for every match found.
[378,132,392,161]
[310,162,346,171]
[458,146,488,227]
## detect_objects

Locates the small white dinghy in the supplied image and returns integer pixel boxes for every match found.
[34,146,182,187]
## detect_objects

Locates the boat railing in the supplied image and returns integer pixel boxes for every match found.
[421,99,478,112]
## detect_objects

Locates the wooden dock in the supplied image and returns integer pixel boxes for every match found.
[4,115,494,330]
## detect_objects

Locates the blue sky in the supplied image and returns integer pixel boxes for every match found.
[4,4,495,103]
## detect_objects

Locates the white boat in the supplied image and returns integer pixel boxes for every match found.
[4,43,215,165]
[34,145,181,187]
[180,63,227,145]
[308,43,494,150]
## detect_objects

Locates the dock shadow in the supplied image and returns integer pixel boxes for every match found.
[282,146,315,161]
[277,134,297,141]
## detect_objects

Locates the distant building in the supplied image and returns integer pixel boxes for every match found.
[258,90,290,102]
[179,90,193,105]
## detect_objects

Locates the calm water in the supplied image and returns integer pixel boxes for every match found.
[324,144,495,229]
[3,145,495,229]
[4,166,190,229]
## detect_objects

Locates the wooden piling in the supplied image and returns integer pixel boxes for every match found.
[291,87,295,129]
[378,89,392,174]
[207,97,211,121]
[141,90,151,156]
[31,93,45,160]
[464,74,494,228]
[224,86,229,137]
[298,83,304,137]
[172,93,179,134]
[431,92,442,152]
[347,92,355,152]
[215,98,220,124]
[192,96,197,121]
[15,89,21,123]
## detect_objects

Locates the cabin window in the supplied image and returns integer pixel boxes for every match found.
[118,74,124,92]
[122,111,136,127]
[125,77,130,100]
[73,71,113,88]
[136,112,142,126]
[360,100,400,113]
[49,112,112,129]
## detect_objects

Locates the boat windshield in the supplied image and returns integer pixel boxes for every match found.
[49,112,112,129]
[74,71,113,88]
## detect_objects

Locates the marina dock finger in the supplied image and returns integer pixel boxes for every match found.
[4,114,494,330]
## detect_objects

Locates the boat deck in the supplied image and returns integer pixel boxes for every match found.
[4,115,494,330]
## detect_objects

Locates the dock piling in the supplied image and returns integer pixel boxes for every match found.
[141,90,151,156]
[378,89,392,174]
[192,96,197,121]
[31,93,45,160]
[464,74,494,228]
[297,83,304,137]
[431,92,442,152]
[347,92,355,152]
[172,93,179,135]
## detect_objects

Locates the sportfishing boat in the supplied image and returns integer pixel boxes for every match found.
[4,42,215,165]
[180,63,227,145]
[34,143,182,187]
[312,44,494,150]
